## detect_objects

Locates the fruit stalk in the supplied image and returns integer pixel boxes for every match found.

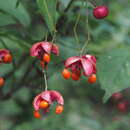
[80,2,90,55]
[42,69,48,91]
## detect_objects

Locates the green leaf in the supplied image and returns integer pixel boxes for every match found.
[36,0,58,33]
[97,48,130,103]
[14,123,33,130]
[29,24,47,41]
[0,0,31,27]
[0,119,13,130]
[0,12,16,26]
[60,0,71,8]
[0,99,21,116]
[13,88,31,103]
[0,35,31,51]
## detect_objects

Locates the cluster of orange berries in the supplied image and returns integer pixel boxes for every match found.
[33,100,64,118]
[0,52,12,88]
[62,68,97,84]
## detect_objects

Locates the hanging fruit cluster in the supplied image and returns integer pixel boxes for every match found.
[30,41,59,69]
[111,92,130,113]
[62,55,97,83]
[0,49,12,87]
[30,41,64,118]
[33,90,64,118]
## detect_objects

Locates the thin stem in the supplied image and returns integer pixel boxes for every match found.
[52,0,58,43]
[52,30,57,42]
[80,2,90,55]
[74,13,81,45]
[45,31,48,41]
[43,0,56,33]
[64,0,75,12]
[42,69,48,91]
[89,0,97,7]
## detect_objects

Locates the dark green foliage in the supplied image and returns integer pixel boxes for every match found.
[0,0,130,130]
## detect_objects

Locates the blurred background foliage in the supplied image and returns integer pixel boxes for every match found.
[0,0,130,130]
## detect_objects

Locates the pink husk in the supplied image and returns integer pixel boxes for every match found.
[41,42,52,54]
[81,58,93,76]
[85,55,97,63]
[33,90,64,111]
[30,42,52,57]
[65,56,81,68]
[0,49,10,63]
[51,44,59,56]
[83,55,97,75]
[50,90,64,105]
[33,94,43,111]
[40,90,52,104]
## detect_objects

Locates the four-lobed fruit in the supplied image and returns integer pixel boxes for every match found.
[55,105,64,114]
[39,100,49,109]
[62,69,71,79]
[0,77,5,87]
[33,111,41,118]
[93,6,109,19]
[3,54,12,63]
[88,74,96,84]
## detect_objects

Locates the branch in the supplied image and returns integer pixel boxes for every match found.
[64,0,75,12]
